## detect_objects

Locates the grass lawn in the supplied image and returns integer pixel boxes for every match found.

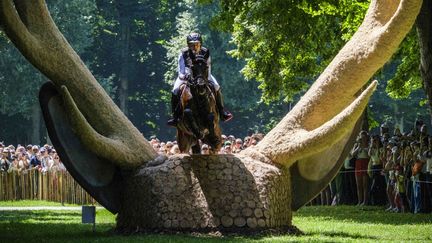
[0,200,82,207]
[0,202,431,242]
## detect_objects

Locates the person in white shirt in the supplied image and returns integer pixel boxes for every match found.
[167,32,232,127]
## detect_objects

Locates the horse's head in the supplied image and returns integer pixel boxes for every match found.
[190,55,209,95]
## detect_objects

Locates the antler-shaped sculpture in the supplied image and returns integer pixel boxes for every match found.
[0,0,422,231]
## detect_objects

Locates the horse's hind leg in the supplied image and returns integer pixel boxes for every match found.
[191,144,201,154]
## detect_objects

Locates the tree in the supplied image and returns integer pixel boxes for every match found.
[211,0,432,132]
[210,0,371,103]
[0,0,96,144]
[163,0,292,138]
[86,0,182,140]
[415,0,432,125]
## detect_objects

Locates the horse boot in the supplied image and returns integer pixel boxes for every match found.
[183,108,204,139]
[215,89,233,122]
[167,90,181,127]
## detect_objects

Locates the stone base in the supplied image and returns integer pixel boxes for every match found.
[116,154,291,231]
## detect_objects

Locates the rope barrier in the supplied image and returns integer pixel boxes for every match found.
[412,180,432,184]
[338,168,383,173]
[337,168,432,184]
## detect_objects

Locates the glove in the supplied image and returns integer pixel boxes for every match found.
[180,73,191,81]
[185,73,191,81]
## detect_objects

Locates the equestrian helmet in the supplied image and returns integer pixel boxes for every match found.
[187,32,202,44]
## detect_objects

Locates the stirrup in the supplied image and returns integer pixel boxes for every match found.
[221,111,233,122]
[167,118,178,127]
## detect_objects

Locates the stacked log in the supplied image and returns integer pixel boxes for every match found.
[117,154,291,231]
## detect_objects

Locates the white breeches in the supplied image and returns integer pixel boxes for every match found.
[172,74,220,92]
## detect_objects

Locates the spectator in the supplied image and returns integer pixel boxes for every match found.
[170,145,180,155]
[29,145,41,168]
[0,142,68,174]
[165,141,174,155]
[352,130,370,205]
[411,151,424,213]
[0,149,10,172]
[380,123,389,137]
[152,143,161,152]
[425,148,432,212]
[233,138,243,153]
[228,135,235,144]
[243,136,251,148]
[201,144,210,155]
[384,144,399,211]
[40,147,54,173]
[221,135,227,146]
[26,144,33,156]
[402,141,415,212]
[419,124,428,151]
[368,135,386,205]
[50,153,66,172]
[395,165,408,212]
[222,141,232,154]
[340,154,357,205]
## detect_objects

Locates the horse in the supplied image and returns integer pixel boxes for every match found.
[176,55,222,154]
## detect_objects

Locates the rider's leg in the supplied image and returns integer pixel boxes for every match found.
[209,75,232,122]
[167,88,181,127]
[215,88,233,122]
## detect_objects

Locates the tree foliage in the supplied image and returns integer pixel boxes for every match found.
[210,0,429,131]
[210,0,369,103]
[0,0,95,117]
[84,0,182,139]
[163,0,293,137]
[0,0,96,144]
[0,0,429,144]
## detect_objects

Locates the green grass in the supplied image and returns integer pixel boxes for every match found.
[0,202,431,242]
[0,200,82,207]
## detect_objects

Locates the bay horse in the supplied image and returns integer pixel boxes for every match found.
[176,55,222,154]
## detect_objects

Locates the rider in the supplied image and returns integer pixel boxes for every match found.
[167,32,233,127]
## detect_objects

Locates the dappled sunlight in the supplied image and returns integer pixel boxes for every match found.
[0,204,430,242]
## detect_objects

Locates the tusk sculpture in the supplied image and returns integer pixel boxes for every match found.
[0,0,422,231]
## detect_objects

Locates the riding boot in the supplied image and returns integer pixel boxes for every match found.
[167,92,180,127]
[215,89,233,122]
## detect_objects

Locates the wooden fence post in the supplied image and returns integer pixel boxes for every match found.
[0,171,94,204]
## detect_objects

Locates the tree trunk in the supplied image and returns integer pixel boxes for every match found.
[362,109,369,131]
[416,0,432,125]
[118,16,131,116]
[31,102,41,145]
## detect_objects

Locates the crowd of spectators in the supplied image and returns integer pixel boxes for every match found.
[0,142,66,174]
[322,119,432,214]
[148,133,264,156]
[0,132,264,174]
[4,122,431,214]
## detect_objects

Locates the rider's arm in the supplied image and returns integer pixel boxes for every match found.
[178,53,187,80]
[207,55,212,79]
[207,55,220,90]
